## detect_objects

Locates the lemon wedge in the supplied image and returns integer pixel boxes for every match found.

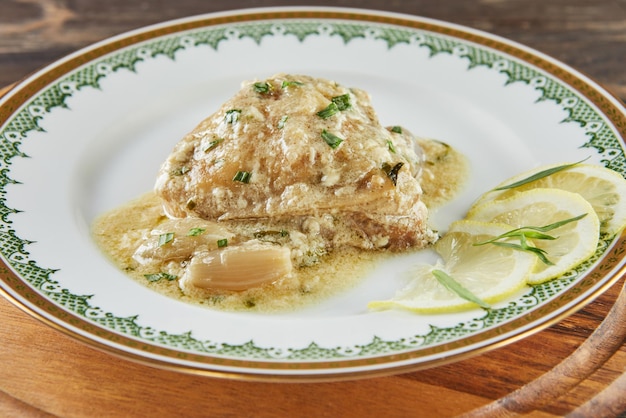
[473,163,626,236]
[368,220,536,313]
[467,188,600,284]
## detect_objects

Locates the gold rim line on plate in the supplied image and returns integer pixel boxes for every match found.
[1,9,625,138]
[0,9,626,380]
[1,242,626,383]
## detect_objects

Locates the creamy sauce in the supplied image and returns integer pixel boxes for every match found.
[91,142,467,313]
[418,138,467,208]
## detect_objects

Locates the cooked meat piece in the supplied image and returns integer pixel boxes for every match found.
[155,74,437,250]
[132,218,235,266]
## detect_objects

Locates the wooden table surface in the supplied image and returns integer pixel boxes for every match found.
[1,1,626,417]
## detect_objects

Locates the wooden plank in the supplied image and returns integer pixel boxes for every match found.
[1,1,625,416]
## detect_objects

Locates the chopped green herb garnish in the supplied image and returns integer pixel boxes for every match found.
[187,227,206,236]
[281,80,303,88]
[158,232,174,246]
[317,102,339,119]
[254,229,289,239]
[386,140,397,153]
[382,162,404,186]
[278,115,288,129]
[209,295,225,304]
[473,213,588,265]
[171,166,190,176]
[204,137,224,152]
[253,82,272,94]
[217,238,228,248]
[432,269,491,309]
[494,157,590,191]
[390,126,403,134]
[233,170,252,183]
[331,94,351,111]
[225,109,241,124]
[321,130,344,149]
[144,272,177,282]
[316,94,352,119]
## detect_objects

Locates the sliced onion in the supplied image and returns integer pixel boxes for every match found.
[181,240,292,291]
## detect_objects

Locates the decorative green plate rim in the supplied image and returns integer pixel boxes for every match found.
[1,8,625,380]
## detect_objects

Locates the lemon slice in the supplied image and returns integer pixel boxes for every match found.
[467,188,600,284]
[473,163,626,236]
[368,220,536,313]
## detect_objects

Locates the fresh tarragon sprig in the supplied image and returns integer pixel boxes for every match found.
[432,269,491,309]
[493,157,589,191]
[472,213,588,265]
[430,214,587,310]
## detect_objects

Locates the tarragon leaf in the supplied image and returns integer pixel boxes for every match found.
[321,130,344,149]
[144,272,177,282]
[158,232,174,246]
[432,269,491,309]
[473,214,587,265]
[489,241,554,265]
[494,157,590,191]
[187,228,206,236]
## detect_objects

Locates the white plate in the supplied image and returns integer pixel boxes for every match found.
[1,7,625,381]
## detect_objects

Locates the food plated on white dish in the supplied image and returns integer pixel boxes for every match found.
[1,7,625,380]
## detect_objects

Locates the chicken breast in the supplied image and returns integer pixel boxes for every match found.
[155,74,437,250]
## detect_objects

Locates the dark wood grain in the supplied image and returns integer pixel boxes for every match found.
[1,0,625,101]
[1,1,626,417]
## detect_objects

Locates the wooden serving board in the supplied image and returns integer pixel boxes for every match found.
[1,0,626,413]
